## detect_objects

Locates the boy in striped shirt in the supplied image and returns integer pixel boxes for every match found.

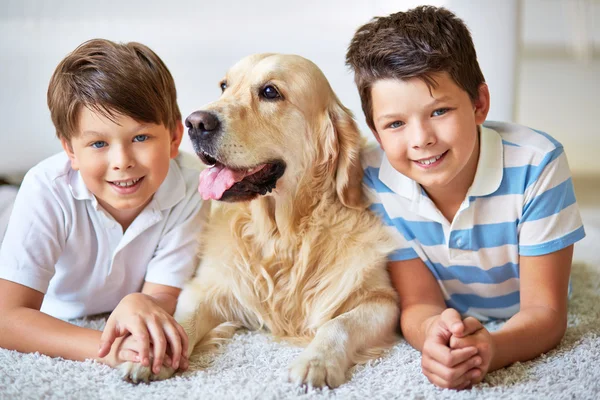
[346,6,585,390]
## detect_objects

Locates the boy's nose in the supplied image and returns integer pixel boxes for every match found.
[411,125,436,148]
[112,149,135,170]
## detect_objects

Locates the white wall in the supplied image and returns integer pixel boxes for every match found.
[517,0,600,176]
[1,0,518,176]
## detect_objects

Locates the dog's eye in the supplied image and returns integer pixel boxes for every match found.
[261,85,281,100]
[220,81,227,92]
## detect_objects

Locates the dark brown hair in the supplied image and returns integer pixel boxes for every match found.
[47,38,181,141]
[346,6,485,132]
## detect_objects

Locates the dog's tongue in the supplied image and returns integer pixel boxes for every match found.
[198,164,266,200]
[198,165,248,200]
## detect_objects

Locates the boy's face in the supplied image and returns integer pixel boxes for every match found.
[370,72,489,197]
[61,108,183,225]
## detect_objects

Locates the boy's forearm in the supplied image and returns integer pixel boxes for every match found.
[400,304,446,351]
[0,307,102,362]
[490,306,567,371]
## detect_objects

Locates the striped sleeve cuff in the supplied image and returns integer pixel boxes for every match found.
[519,225,586,256]
[389,247,419,261]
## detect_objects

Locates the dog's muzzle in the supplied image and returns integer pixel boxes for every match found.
[185,110,221,150]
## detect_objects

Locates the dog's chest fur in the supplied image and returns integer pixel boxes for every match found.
[218,204,366,341]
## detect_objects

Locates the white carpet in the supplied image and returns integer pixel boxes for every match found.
[1,210,599,400]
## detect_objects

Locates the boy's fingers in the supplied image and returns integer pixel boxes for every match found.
[422,353,482,389]
[422,362,472,390]
[425,340,477,368]
[450,332,479,350]
[128,321,151,366]
[119,349,141,363]
[147,320,167,374]
[455,379,473,391]
[163,354,172,367]
[176,323,189,358]
[180,357,189,371]
[98,319,119,357]
[163,323,182,369]
[460,317,483,337]
[448,346,479,367]
[440,309,464,335]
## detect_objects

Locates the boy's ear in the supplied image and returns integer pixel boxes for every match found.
[170,120,184,159]
[474,83,490,125]
[60,138,79,171]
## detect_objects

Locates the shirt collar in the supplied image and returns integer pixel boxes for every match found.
[377,124,504,200]
[468,125,504,197]
[379,152,419,201]
[153,158,186,210]
[68,157,186,211]
[69,169,94,202]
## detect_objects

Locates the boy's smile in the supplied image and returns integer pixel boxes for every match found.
[108,176,144,194]
[370,72,489,201]
[61,108,182,228]
[414,151,447,168]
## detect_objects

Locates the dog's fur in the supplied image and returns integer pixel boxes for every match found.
[120,54,399,388]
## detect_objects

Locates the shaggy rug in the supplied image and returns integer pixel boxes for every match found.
[1,210,599,400]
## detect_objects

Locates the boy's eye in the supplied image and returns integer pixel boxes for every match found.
[91,141,107,149]
[432,108,450,117]
[388,121,404,129]
[133,135,149,142]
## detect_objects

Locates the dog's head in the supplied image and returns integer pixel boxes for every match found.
[187,53,364,208]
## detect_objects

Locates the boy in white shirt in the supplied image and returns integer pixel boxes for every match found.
[0,39,208,376]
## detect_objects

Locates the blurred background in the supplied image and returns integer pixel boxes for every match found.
[0,0,598,204]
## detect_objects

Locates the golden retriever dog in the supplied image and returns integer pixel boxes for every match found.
[119,53,399,388]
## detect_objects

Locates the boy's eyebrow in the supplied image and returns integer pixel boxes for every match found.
[376,95,453,122]
[80,130,108,138]
[80,124,152,138]
[425,95,452,107]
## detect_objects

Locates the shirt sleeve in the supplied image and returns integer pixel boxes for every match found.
[518,147,585,256]
[363,163,419,262]
[144,184,209,289]
[0,170,66,292]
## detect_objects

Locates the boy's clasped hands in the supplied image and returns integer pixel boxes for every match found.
[96,293,190,374]
[422,309,494,390]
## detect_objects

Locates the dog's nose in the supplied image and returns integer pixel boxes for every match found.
[185,111,220,137]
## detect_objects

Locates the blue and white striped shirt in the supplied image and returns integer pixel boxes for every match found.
[363,121,585,320]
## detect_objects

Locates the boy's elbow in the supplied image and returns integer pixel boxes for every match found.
[546,308,567,349]
[555,318,567,344]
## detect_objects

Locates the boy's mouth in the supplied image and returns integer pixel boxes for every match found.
[108,177,144,191]
[414,151,447,166]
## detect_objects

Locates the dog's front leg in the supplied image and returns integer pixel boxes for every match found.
[288,295,399,388]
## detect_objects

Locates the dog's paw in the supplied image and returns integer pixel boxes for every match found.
[118,362,176,383]
[288,349,346,388]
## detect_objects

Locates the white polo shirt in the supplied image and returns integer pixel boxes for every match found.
[0,151,208,320]
[363,121,585,320]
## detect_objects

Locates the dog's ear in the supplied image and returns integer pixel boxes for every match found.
[326,98,366,209]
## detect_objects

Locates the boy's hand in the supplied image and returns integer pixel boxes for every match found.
[97,293,188,374]
[421,309,482,389]
[449,317,494,385]
[100,334,188,371]
[99,335,158,368]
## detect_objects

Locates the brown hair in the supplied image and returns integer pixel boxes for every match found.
[47,38,181,142]
[345,6,485,132]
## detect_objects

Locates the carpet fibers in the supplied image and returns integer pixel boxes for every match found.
[1,216,599,400]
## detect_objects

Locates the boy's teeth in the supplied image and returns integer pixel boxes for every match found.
[417,154,443,165]
[113,178,141,187]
